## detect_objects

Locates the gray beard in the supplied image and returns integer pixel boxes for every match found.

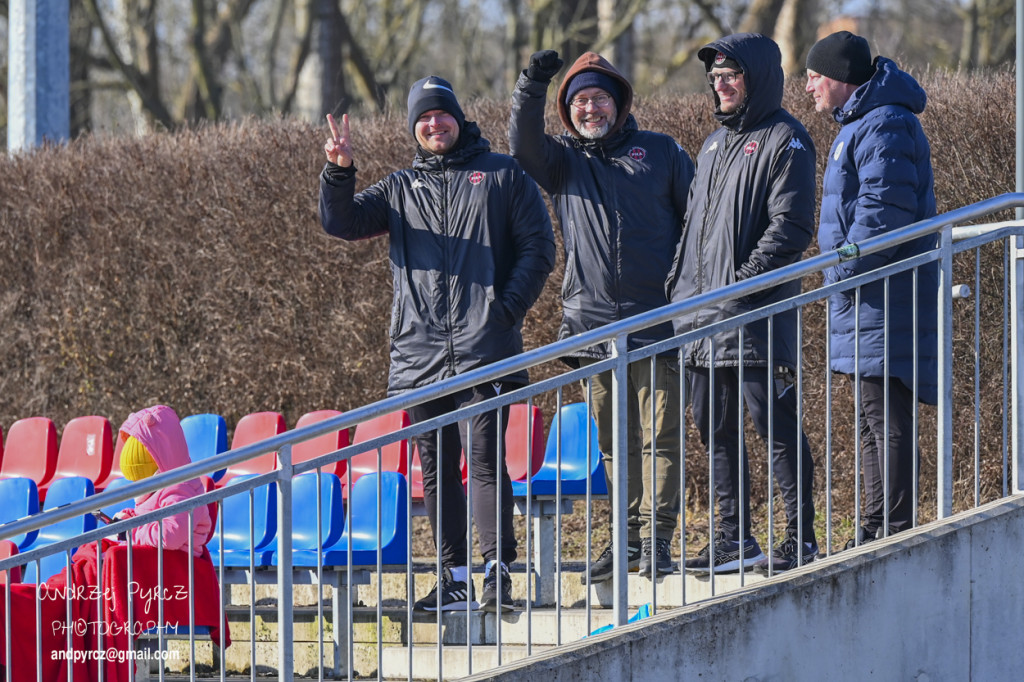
[578,122,611,140]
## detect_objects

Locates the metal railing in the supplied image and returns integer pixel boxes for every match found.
[1,193,1022,681]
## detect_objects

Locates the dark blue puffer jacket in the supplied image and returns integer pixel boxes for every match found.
[817,57,938,404]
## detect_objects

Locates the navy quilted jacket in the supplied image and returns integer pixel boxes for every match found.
[817,57,938,404]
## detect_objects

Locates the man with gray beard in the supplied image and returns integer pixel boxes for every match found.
[510,50,695,580]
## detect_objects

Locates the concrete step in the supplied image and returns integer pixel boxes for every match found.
[228,564,769,611]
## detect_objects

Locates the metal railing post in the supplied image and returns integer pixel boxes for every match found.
[611,334,630,626]
[1012,232,1024,493]
[937,227,955,517]
[277,445,295,680]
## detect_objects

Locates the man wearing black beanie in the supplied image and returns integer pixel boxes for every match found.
[318,77,556,613]
[806,32,939,551]
[510,50,695,583]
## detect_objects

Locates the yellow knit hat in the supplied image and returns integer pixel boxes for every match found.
[120,435,158,481]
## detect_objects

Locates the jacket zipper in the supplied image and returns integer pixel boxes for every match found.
[441,162,457,375]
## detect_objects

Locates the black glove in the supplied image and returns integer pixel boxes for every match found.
[526,50,564,82]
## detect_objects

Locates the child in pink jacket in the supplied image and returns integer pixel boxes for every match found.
[115,404,212,555]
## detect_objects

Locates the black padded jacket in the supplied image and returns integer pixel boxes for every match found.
[665,33,817,370]
[319,123,556,394]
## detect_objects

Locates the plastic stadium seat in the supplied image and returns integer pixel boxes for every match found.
[51,416,114,493]
[95,430,126,491]
[342,411,410,497]
[21,476,97,583]
[306,472,408,566]
[0,476,40,549]
[96,475,136,521]
[0,540,20,584]
[263,472,345,566]
[181,413,229,482]
[511,403,608,497]
[0,417,59,492]
[292,410,350,478]
[208,475,277,567]
[220,411,287,486]
[505,404,546,482]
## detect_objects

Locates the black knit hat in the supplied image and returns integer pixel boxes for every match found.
[806,31,875,86]
[564,71,623,108]
[407,76,465,136]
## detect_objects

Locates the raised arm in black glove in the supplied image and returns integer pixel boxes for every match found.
[525,50,564,83]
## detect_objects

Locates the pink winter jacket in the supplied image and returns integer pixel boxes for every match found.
[117,405,212,556]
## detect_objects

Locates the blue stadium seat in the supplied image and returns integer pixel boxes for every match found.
[180,413,229,482]
[208,475,277,567]
[22,475,96,583]
[96,475,136,520]
[261,472,345,566]
[511,402,608,497]
[0,476,40,549]
[302,471,408,567]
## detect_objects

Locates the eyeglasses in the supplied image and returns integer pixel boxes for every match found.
[707,71,743,86]
[570,94,613,110]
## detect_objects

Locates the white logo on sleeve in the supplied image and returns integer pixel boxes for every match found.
[833,141,845,161]
[788,138,806,151]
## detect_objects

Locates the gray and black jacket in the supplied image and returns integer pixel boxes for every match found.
[666,33,817,370]
[319,123,556,394]
[510,51,694,361]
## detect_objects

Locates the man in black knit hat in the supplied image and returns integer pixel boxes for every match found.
[806,31,939,550]
[510,51,695,582]
[319,76,555,612]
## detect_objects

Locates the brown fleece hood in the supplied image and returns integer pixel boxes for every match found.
[556,52,634,139]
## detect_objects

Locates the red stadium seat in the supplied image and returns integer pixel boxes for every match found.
[0,417,58,491]
[219,411,287,486]
[342,411,410,497]
[292,410,351,478]
[50,415,113,494]
[0,540,21,585]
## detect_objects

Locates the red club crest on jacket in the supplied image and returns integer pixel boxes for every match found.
[468,171,485,185]
[628,146,647,161]
[744,141,759,156]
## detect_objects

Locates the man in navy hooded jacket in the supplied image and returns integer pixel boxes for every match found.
[806,31,938,549]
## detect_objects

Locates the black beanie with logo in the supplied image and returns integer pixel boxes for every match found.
[407,76,466,136]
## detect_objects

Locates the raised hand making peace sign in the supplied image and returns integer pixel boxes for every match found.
[324,113,353,167]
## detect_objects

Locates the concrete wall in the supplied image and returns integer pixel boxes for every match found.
[466,495,1024,682]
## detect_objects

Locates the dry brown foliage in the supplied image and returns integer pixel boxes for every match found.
[0,70,1014,550]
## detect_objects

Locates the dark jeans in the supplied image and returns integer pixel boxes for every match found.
[855,376,916,535]
[407,382,517,568]
[689,366,815,542]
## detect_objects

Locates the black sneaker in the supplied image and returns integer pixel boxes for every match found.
[638,537,675,577]
[684,533,765,574]
[754,532,819,573]
[844,526,882,551]
[480,561,514,613]
[588,541,642,583]
[412,567,476,612]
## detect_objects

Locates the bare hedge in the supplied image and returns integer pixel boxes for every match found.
[0,69,1013,517]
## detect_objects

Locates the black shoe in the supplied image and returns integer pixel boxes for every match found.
[588,541,642,583]
[844,526,881,551]
[638,537,675,577]
[413,567,476,612]
[480,561,514,613]
[684,533,765,574]
[754,531,819,573]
